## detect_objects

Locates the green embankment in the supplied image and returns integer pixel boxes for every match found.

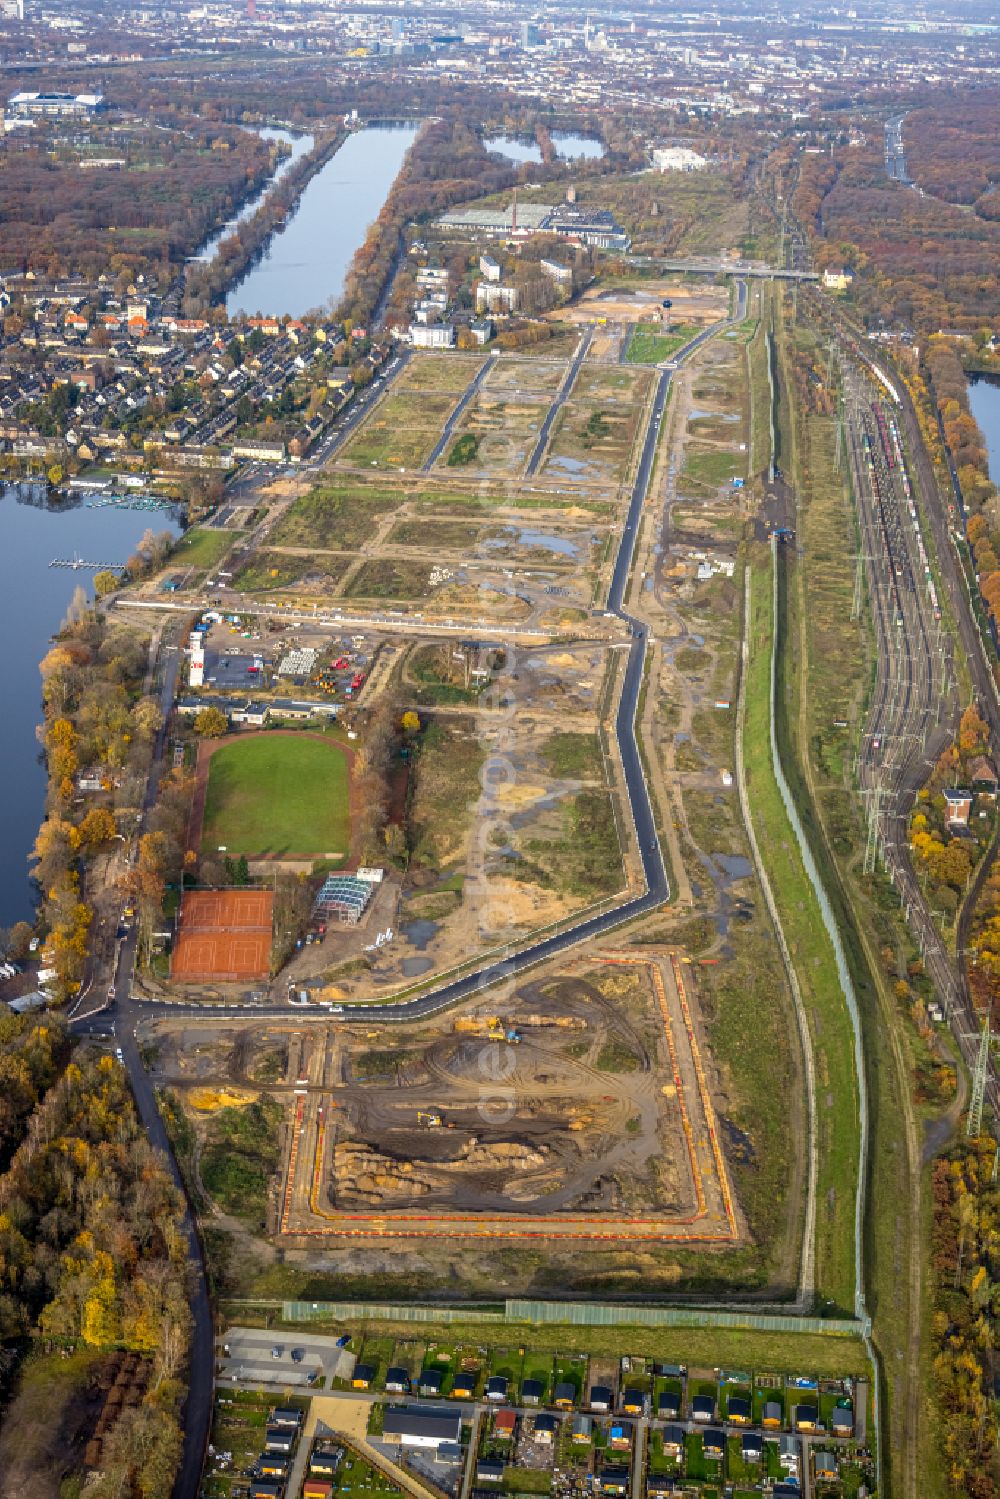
[743,550,860,1314]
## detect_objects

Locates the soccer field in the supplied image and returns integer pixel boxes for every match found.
[199,734,351,857]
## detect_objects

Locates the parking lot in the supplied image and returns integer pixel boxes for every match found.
[217,1326,356,1389]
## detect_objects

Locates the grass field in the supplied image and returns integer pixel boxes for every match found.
[169,526,236,571]
[201,734,351,856]
[628,324,699,364]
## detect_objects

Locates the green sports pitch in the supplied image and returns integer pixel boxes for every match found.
[200,735,351,858]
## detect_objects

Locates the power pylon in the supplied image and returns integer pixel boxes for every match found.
[967,1021,992,1139]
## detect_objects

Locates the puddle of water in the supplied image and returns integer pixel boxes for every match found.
[715,853,752,879]
[549,455,590,474]
[401,919,439,950]
[689,408,739,423]
[518,528,579,557]
[401,956,433,977]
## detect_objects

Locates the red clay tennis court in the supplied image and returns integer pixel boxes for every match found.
[171,889,274,982]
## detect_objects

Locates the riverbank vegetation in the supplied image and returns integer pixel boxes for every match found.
[31,594,164,998]
[183,129,345,315]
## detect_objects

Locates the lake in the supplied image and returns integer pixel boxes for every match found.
[197,126,314,265]
[225,124,420,319]
[0,485,180,924]
[484,132,604,165]
[970,375,1000,481]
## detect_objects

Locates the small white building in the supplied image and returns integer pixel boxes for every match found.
[410,323,455,349]
[476,282,519,314]
[479,253,502,283]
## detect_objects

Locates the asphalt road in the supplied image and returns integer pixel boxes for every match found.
[524,327,593,476]
[423,353,498,471]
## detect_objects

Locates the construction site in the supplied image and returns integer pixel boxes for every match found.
[147,951,739,1250]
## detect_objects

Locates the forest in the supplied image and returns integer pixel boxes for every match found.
[930,1138,1000,1499]
[0,120,274,287]
[0,1020,190,1498]
[792,123,1000,334]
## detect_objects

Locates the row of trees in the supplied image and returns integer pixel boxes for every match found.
[182,130,341,314]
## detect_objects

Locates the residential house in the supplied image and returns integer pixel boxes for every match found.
[661,1426,685,1458]
[418,1369,445,1397]
[831,1405,854,1437]
[476,1461,505,1484]
[533,1414,557,1445]
[309,1450,343,1476]
[493,1409,517,1441]
[596,1466,630,1495]
[822,265,854,292]
[264,1428,295,1455]
[259,1456,290,1479]
[553,1382,577,1410]
[741,1432,763,1463]
[777,1434,800,1473]
[726,1395,751,1424]
[570,1416,592,1444]
[691,1394,714,1422]
[609,1425,631,1452]
[621,1390,646,1416]
[269,1409,302,1431]
[794,1404,819,1432]
[815,1452,838,1480]
[702,1430,725,1461]
[451,1372,477,1400]
[486,1376,509,1402]
[521,1379,544,1406]
[656,1390,681,1419]
[589,1385,613,1413]
[303,1483,333,1499]
[944,789,973,829]
[352,1364,375,1390]
[762,1401,783,1429]
[410,322,455,349]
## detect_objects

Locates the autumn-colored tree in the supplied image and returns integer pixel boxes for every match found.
[93,569,119,598]
[193,705,228,737]
[959,704,989,756]
[78,806,118,851]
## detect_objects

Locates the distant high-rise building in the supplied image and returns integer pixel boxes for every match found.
[391,16,404,43]
[247,0,257,20]
[520,20,541,48]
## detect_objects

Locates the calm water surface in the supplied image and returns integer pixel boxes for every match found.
[0,485,180,922]
[969,375,1000,481]
[484,133,604,165]
[197,127,314,265]
[226,124,419,318]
